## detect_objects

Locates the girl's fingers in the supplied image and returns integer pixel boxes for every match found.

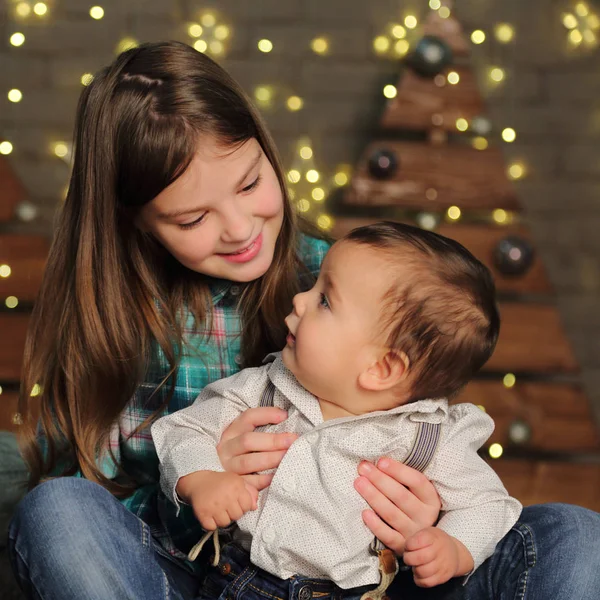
[219,408,289,444]
[361,509,406,555]
[229,449,287,476]
[242,473,273,491]
[376,458,441,509]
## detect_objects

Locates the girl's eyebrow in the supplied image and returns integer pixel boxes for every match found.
[157,150,263,220]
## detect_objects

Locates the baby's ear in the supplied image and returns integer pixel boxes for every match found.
[358,350,409,392]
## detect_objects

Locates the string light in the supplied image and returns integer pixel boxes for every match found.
[0,141,13,155]
[188,23,203,38]
[209,41,224,55]
[33,2,47,16]
[447,71,460,85]
[508,163,526,180]
[254,86,273,107]
[194,40,208,52]
[471,30,486,44]
[391,25,406,39]
[438,6,451,18]
[311,37,329,54]
[503,373,517,388]
[404,15,418,29]
[490,67,505,82]
[286,96,303,111]
[288,170,301,184]
[489,443,503,459]
[455,118,469,132]
[383,84,397,99]
[214,25,229,40]
[373,36,390,54]
[306,169,320,183]
[53,142,69,158]
[200,13,216,27]
[116,37,138,53]
[10,32,25,46]
[492,208,508,224]
[81,73,94,86]
[5,296,18,309]
[472,137,489,150]
[317,214,333,231]
[300,146,313,160]
[8,89,22,103]
[89,6,104,20]
[502,128,517,143]
[297,199,310,212]
[394,40,410,56]
[495,23,515,43]
[15,2,31,17]
[447,206,461,221]
[311,188,325,202]
[258,39,273,53]
[30,384,41,396]
[0,265,11,278]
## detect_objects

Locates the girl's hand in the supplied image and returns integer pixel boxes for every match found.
[217,407,298,489]
[354,457,441,555]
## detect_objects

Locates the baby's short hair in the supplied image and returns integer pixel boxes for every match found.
[343,221,500,400]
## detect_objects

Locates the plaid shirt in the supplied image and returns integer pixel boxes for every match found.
[102,234,330,568]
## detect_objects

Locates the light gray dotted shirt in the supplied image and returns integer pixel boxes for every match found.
[152,353,522,590]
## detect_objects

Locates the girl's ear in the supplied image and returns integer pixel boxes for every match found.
[357,350,409,392]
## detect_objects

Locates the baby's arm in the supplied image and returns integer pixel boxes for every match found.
[403,404,522,587]
[151,368,267,524]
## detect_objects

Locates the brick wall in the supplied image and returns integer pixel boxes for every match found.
[1,0,599,419]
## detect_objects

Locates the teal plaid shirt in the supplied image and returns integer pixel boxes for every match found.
[104,234,330,567]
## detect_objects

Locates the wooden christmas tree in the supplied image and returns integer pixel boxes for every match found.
[0,155,49,431]
[332,8,600,510]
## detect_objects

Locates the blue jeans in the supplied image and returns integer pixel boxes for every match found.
[8,477,600,599]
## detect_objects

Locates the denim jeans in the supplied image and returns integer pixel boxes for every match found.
[8,477,600,599]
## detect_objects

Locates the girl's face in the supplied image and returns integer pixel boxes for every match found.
[138,137,285,282]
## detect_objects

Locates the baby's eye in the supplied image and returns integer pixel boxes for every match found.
[319,293,330,309]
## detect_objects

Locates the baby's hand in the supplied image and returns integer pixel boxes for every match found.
[177,471,258,531]
[402,527,473,588]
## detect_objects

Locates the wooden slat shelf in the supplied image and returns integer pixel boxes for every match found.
[331,218,553,295]
[346,141,520,210]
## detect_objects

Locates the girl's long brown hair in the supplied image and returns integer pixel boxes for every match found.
[19,41,321,496]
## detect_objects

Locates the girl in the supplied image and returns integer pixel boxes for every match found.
[8,41,600,600]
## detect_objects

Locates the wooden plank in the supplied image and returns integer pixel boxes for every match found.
[0,156,26,223]
[331,218,553,295]
[346,142,520,210]
[487,303,578,373]
[0,313,29,381]
[383,67,484,132]
[0,235,49,303]
[456,381,600,452]
[489,459,600,511]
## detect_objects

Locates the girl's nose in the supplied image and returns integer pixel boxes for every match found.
[221,203,253,244]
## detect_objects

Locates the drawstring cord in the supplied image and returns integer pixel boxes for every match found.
[188,530,221,566]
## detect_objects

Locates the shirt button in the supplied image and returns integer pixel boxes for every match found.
[282,478,296,493]
[261,527,276,544]
[230,285,241,296]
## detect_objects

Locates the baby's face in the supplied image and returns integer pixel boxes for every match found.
[282,241,399,414]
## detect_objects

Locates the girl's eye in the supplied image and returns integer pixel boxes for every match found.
[179,213,207,230]
[241,175,262,193]
[319,293,330,310]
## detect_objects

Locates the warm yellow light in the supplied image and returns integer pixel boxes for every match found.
[312,188,325,202]
[490,67,505,82]
[508,163,525,180]
[588,14,600,29]
[0,265,11,278]
[201,13,216,27]
[10,32,25,47]
[194,40,208,52]
[447,71,460,85]
[258,39,273,53]
[404,15,418,29]
[5,296,18,309]
[492,208,508,224]
[383,84,397,99]
[0,385,2,395]
[311,37,329,54]
[297,199,311,213]
[317,214,333,231]
[15,2,31,17]
[306,169,319,183]
[576,2,589,17]
[53,143,69,158]
[391,24,406,39]
[477,405,486,412]
[563,13,578,29]
[188,23,203,38]
[583,29,597,44]
[373,36,390,53]
[254,86,272,104]
[8,89,22,102]
[81,73,94,86]
[214,25,229,40]
[31,383,41,397]
[495,23,515,43]
[456,118,469,132]
[300,146,313,159]
[394,40,410,56]
[489,443,503,459]
[472,137,488,150]
[33,2,48,16]
[429,0,441,9]
[503,373,516,388]
[471,30,486,44]
[569,29,584,44]
[334,172,349,186]
[89,6,104,19]
[502,128,517,143]
[286,96,303,111]
[447,206,461,220]
[0,141,13,155]
[116,37,138,53]
[438,6,451,18]
[288,170,301,184]
[209,41,224,55]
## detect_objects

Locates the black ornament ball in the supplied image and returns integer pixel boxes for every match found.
[368,149,399,180]
[493,236,535,276]
[409,36,453,78]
